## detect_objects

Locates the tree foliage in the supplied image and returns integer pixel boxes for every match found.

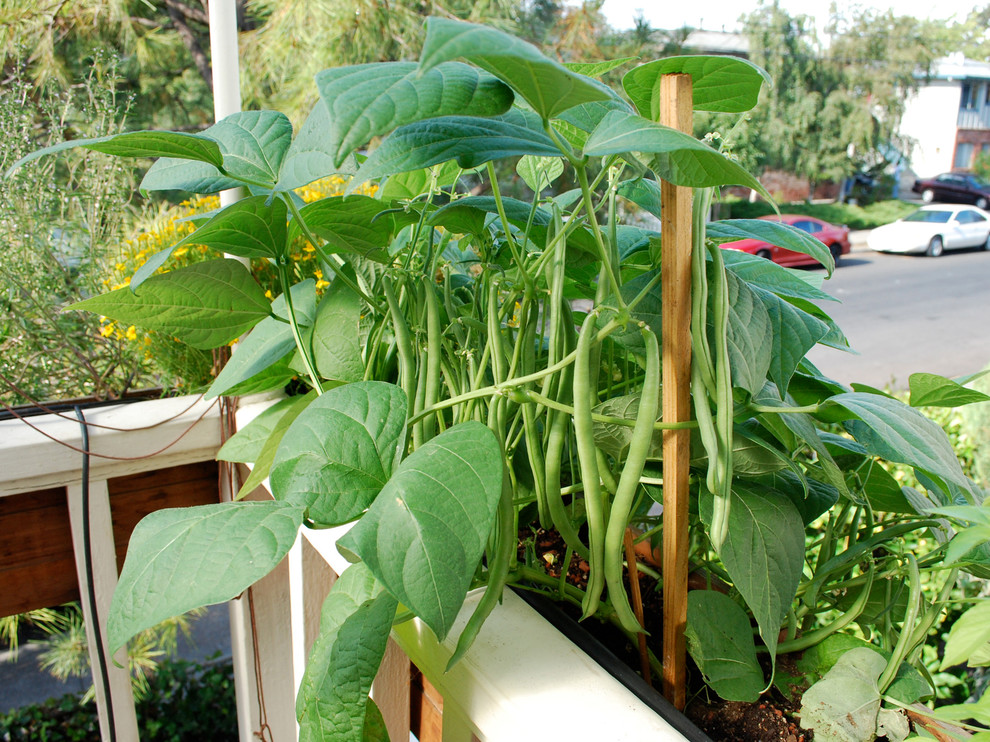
[699,1,956,192]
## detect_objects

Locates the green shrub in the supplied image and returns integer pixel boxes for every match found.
[722,197,917,230]
[0,658,236,742]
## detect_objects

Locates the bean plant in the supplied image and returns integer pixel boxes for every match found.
[11,18,990,741]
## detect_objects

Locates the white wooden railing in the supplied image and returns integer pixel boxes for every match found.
[0,394,692,742]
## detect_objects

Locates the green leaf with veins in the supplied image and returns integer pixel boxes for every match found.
[909,372,990,408]
[584,111,771,199]
[721,249,835,303]
[108,501,304,655]
[353,109,560,184]
[296,563,398,742]
[132,196,288,289]
[700,484,804,659]
[419,17,610,119]
[686,590,764,702]
[291,195,417,263]
[800,647,910,742]
[5,130,224,177]
[235,392,317,499]
[623,56,771,117]
[316,61,514,168]
[338,421,503,639]
[721,270,773,397]
[709,219,835,276]
[70,259,271,349]
[206,280,316,399]
[269,382,407,526]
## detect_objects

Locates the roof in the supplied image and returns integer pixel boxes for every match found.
[682,30,750,56]
[928,53,990,81]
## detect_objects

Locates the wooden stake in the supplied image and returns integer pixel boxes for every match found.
[660,73,694,710]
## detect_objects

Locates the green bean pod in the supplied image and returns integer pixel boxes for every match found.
[573,312,606,619]
[604,326,661,633]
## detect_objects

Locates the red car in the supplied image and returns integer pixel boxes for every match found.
[719,214,851,267]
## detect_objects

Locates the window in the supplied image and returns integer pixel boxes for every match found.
[791,220,821,234]
[954,142,975,169]
[961,82,977,110]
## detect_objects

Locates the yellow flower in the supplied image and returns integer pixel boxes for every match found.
[174,246,189,258]
[100,323,116,338]
[125,325,138,341]
[316,279,330,290]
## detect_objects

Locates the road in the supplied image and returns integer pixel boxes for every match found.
[804,239,990,390]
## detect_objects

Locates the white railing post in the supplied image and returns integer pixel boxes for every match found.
[66,478,139,742]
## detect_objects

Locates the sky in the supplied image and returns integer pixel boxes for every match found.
[598,0,982,32]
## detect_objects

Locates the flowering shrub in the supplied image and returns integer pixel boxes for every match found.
[98,176,377,391]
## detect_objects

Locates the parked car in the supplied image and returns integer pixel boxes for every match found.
[866,204,990,257]
[718,214,851,267]
[911,172,990,209]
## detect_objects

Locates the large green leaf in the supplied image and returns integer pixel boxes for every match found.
[748,283,830,394]
[685,590,764,702]
[275,101,363,192]
[419,17,610,120]
[757,470,839,525]
[338,422,503,639]
[800,647,910,742]
[6,130,223,177]
[292,196,397,262]
[206,280,316,399]
[316,61,514,168]
[312,276,366,384]
[139,157,241,193]
[354,109,560,184]
[217,395,301,464]
[379,161,464,202]
[700,484,805,658]
[209,111,294,185]
[940,600,990,670]
[795,634,931,705]
[132,196,288,289]
[269,382,407,526]
[108,501,304,654]
[584,111,770,199]
[623,56,771,118]
[70,259,271,349]
[825,393,974,496]
[909,372,990,408]
[709,219,835,276]
[721,249,836,303]
[235,392,317,499]
[722,270,773,397]
[297,563,398,742]
[617,178,664,220]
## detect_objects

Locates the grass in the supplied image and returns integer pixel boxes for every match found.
[722,198,919,230]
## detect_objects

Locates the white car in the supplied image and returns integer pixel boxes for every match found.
[867,204,990,257]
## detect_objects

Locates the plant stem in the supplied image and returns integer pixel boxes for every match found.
[276,259,324,395]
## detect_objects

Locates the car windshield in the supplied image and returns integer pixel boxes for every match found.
[904,210,952,223]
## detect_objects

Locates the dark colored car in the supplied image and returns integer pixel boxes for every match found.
[718,214,851,267]
[911,172,990,209]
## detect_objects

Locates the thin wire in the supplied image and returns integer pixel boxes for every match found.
[2,397,220,461]
[248,587,274,742]
[75,406,117,742]
[0,371,206,432]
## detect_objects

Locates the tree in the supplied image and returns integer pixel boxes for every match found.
[703,1,948,197]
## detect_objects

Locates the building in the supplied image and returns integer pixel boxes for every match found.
[900,53,990,177]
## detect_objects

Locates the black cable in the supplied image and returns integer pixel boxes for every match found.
[75,405,118,742]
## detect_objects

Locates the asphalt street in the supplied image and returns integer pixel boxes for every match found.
[806,231,990,389]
